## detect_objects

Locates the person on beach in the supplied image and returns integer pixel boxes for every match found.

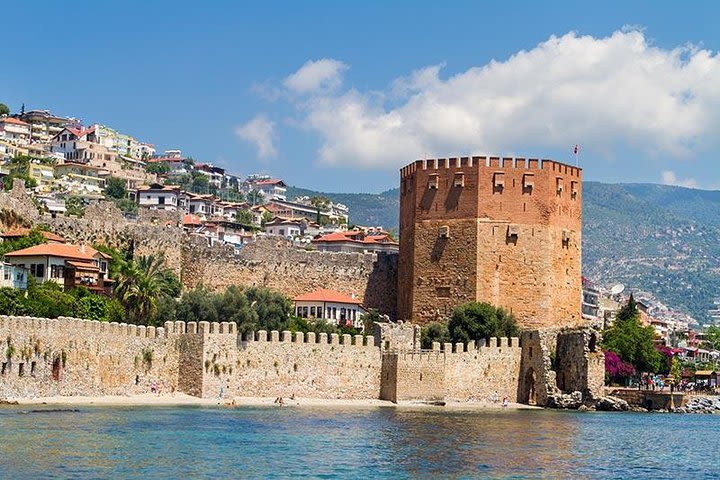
[502,396,509,408]
[219,386,224,399]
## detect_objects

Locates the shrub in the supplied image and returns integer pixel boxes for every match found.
[448,302,519,344]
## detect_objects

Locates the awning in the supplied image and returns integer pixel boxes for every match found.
[66,261,99,271]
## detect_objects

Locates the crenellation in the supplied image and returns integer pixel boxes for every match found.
[354,334,364,347]
[455,342,464,353]
[499,337,508,348]
[257,330,268,342]
[270,330,279,342]
[510,337,519,347]
[187,322,197,334]
[198,321,210,334]
[176,321,187,334]
[282,330,292,342]
[137,325,146,338]
[489,337,498,348]
[443,342,453,352]
[294,331,304,343]
[432,341,441,351]
[330,333,339,345]
[306,332,316,344]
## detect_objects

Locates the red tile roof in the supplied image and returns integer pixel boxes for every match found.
[183,214,202,226]
[1,117,30,126]
[293,288,362,304]
[254,179,285,186]
[312,230,398,245]
[0,228,65,243]
[5,243,110,260]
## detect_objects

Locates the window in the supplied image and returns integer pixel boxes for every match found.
[310,306,316,317]
[50,265,64,279]
[3,269,9,281]
[493,172,505,188]
[428,173,439,189]
[30,264,45,278]
[556,177,564,194]
[158,196,165,205]
[523,174,534,189]
[453,172,465,187]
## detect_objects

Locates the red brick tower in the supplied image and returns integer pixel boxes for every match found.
[398,156,582,328]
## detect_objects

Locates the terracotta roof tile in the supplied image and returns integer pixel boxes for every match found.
[1,117,30,126]
[1,228,65,243]
[5,243,108,260]
[293,288,361,304]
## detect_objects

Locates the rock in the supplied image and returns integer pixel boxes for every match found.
[546,391,584,409]
[595,396,630,412]
[577,404,590,412]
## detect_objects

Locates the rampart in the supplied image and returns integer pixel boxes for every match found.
[398,156,582,328]
[0,188,398,317]
[0,316,602,405]
[380,338,522,403]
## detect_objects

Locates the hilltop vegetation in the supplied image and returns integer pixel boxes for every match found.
[287,182,720,324]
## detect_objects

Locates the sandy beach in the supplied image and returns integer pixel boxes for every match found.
[3,394,536,410]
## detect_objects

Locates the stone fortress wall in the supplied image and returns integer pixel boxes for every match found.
[0,315,535,403]
[0,184,398,318]
[398,156,582,328]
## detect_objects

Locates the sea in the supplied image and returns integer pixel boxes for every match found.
[0,405,718,479]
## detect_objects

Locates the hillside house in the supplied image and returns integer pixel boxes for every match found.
[5,243,112,293]
[312,230,399,254]
[136,183,183,210]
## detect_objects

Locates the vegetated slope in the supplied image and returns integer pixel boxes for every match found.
[287,182,720,323]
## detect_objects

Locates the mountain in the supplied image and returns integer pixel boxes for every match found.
[286,182,720,324]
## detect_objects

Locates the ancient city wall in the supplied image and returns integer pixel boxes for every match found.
[228,331,382,400]
[0,315,181,398]
[0,188,398,317]
[380,337,522,403]
[183,237,398,318]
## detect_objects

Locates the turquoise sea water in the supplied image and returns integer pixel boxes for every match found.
[0,405,718,479]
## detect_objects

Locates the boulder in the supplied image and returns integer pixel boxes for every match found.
[595,396,630,412]
[546,391,583,409]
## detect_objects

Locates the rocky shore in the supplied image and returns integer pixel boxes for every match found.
[546,390,720,414]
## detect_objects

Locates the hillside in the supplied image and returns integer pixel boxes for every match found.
[286,182,720,324]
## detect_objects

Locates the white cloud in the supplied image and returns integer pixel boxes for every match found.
[281,29,720,170]
[661,170,698,188]
[235,115,277,159]
[284,58,349,94]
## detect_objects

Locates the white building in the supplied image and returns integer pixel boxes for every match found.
[264,217,305,238]
[0,117,31,146]
[293,288,367,329]
[250,178,287,201]
[136,183,183,210]
[0,263,27,290]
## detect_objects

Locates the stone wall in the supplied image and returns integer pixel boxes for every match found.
[182,237,398,317]
[380,337,522,403]
[229,331,381,400]
[0,190,398,317]
[519,327,605,406]
[0,315,181,398]
[0,316,536,404]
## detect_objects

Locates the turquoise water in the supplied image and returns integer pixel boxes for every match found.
[0,405,718,479]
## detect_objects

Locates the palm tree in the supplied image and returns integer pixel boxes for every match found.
[115,255,179,324]
[247,189,263,206]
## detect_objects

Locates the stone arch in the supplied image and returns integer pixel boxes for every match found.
[520,367,537,405]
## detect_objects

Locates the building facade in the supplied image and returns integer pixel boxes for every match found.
[398,156,582,328]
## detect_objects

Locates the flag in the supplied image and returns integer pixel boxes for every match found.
[573,144,579,155]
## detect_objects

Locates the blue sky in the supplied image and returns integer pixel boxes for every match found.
[3,1,720,193]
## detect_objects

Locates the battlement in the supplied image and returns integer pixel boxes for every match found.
[0,315,171,339]
[163,320,236,335]
[399,156,581,179]
[241,330,377,348]
[430,336,521,353]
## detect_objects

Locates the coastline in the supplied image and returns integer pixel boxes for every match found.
[3,394,537,410]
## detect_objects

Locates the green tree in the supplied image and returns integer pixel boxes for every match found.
[176,285,220,323]
[65,196,85,217]
[0,228,47,257]
[104,177,127,199]
[247,190,263,206]
[235,209,254,225]
[115,198,138,214]
[22,282,77,318]
[421,321,451,349]
[448,302,519,344]
[115,255,180,324]
[244,286,292,331]
[309,196,330,223]
[602,297,662,373]
[0,103,9,116]
[191,173,210,193]
[215,285,257,333]
[145,162,170,175]
[0,287,25,315]
[702,325,720,351]
[261,211,273,226]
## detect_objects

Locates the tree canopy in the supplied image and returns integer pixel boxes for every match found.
[703,325,720,351]
[104,177,128,199]
[0,103,9,116]
[448,301,519,344]
[601,295,662,373]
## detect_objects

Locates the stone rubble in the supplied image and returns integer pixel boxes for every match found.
[675,396,720,414]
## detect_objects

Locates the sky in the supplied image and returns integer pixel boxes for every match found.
[3,1,720,193]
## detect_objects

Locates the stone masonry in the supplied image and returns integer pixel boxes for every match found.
[398,156,582,328]
[1,315,533,403]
